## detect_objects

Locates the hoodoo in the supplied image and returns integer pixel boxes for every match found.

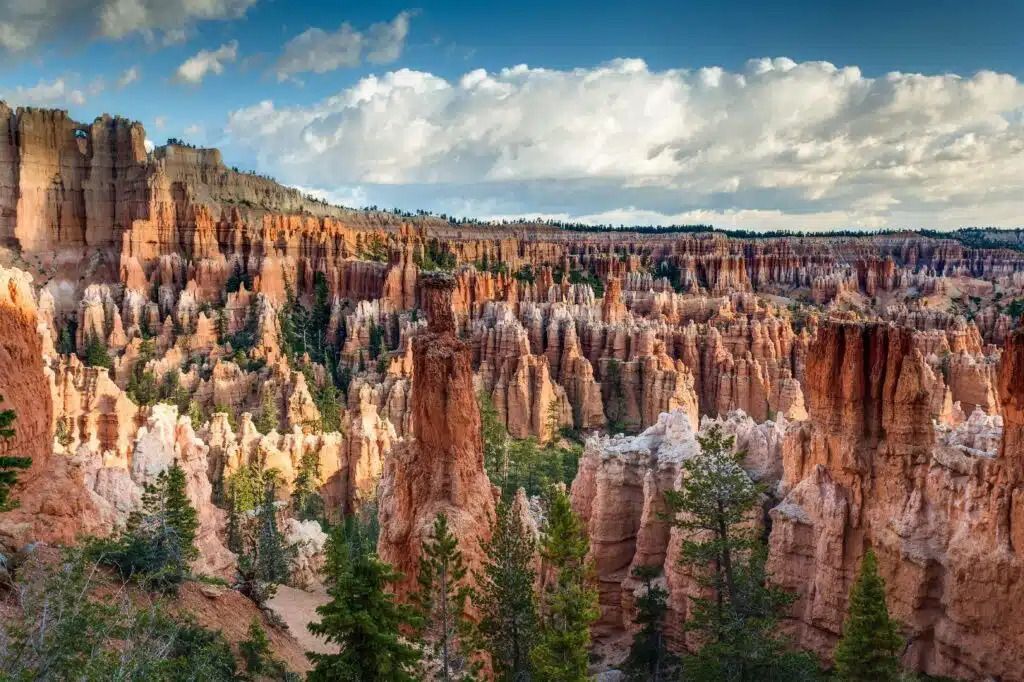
[1,100,1023,679]
[377,272,497,599]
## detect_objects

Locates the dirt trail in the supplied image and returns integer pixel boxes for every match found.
[267,585,333,656]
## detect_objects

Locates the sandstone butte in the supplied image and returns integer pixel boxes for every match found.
[1,103,1024,678]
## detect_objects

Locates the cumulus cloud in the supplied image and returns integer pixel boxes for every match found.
[0,0,256,53]
[2,77,88,107]
[273,11,414,82]
[174,41,238,85]
[117,66,140,88]
[226,58,1024,229]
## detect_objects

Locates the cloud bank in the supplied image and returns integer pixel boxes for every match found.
[226,57,1024,230]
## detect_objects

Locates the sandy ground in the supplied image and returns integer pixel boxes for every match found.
[267,584,334,655]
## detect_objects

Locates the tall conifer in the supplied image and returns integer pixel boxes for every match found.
[530,487,598,682]
[833,549,902,681]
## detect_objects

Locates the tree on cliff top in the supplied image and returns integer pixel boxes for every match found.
[474,498,538,682]
[833,549,902,682]
[413,513,477,681]
[531,486,599,682]
[307,518,420,681]
[665,424,819,680]
[0,398,30,511]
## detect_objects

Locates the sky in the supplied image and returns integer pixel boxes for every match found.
[1,1,1023,231]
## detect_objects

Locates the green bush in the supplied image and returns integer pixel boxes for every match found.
[0,546,238,681]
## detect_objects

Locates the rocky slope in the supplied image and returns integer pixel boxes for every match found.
[1,104,1023,679]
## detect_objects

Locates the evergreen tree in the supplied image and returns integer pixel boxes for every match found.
[474,498,539,682]
[99,460,199,591]
[479,391,510,493]
[0,399,30,511]
[240,617,289,680]
[833,550,902,682]
[311,270,332,361]
[126,339,159,405]
[368,320,384,360]
[665,424,818,680]
[531,487,599,682]
[307,518,421,681]
[255,477,292,586]
[291,449,326,523]
[57,317,77,354]
[82,334,113,369]
[187,400,204,428]
[254,390,280,434]
[624,565,673,681]
[604,359,627,433]
[413,513,475,680]
[229,468,293,605]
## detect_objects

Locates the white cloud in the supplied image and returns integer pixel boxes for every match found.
[290,184,369,208]
[226,58,1024,229]
[153,115,167,129]
[2,78,88,108]
[0,0,256,53]
[273,11,414,82]
[117,66,139,88]
[174,41,238,85]
[184,123,204,138]
[365,10,413,64]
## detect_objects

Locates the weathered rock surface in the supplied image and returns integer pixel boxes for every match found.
[768,322,1024,679]
[377,274,496,600]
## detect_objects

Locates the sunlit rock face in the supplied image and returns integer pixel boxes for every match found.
[377,273,496,602]
[4,104,1024,681]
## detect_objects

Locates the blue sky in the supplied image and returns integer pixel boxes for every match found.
[2,1,1023,230]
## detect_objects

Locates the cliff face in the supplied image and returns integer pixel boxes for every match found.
[377,274,496,599]
[0,267,107,548]
[1,107,149,252]
[4,103,1024,680]
[768,321,1024,679]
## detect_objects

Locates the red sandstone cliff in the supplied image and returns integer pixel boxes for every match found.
[377,273,496,598]
[768,321,1024,679]
[0,267,106,547]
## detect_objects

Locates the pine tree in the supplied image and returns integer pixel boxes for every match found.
[311,270,332,361]
[544,399,562,444]
[307,518,421,681]
[474,498,539,682]
[531,487,599,682]
[665,424,818,680]
[240,617,288,679]
[0,399,30,511]
[100,460,199,591]
[479,391,510,494]
[413,513,475,680]
[255,477,292,586]
[624,565,673,680]
[291,450,326,523]
[254,390,280,434]
[82,333,113,369]
[230,467,292,605]
[368,320,384,360]
[833,549,902,681]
